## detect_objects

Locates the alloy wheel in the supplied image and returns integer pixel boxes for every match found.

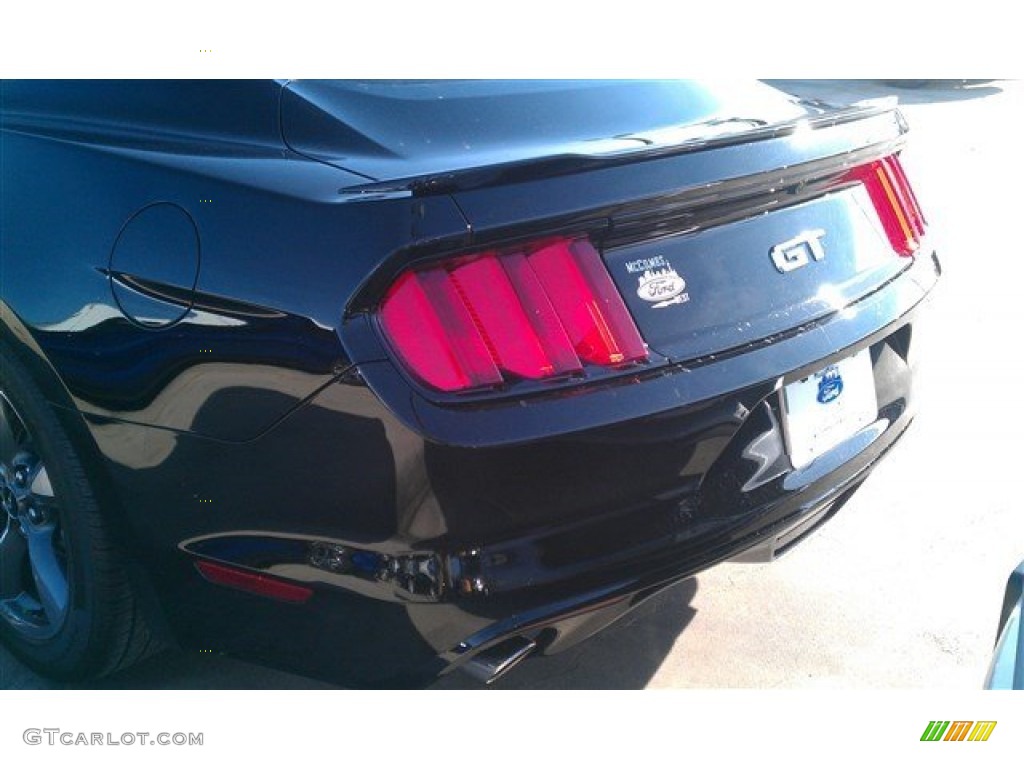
[0,390,70,640]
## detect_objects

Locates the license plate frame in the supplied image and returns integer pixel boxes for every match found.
[781,348,878,469]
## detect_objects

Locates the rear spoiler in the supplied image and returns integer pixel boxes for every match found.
[338,100,908,198]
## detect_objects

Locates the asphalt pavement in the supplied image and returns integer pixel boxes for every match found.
[2,79,1021,690]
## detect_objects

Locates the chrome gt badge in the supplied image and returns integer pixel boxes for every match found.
[770,229,826,273]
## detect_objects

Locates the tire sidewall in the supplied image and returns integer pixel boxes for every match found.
[0,351,107,678]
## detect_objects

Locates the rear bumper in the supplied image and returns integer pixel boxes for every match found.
[442,473,872,682]
[166,346,912,686]
[436,352,908,677]
[91,251,939,686]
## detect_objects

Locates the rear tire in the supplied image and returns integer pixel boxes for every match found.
[0,348,156,680]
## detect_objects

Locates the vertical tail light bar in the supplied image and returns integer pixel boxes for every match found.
[528,239,648,366]
[846,154,927,257]
[379,237,648,393]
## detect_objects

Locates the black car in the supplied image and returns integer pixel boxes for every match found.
[0,80,939,687]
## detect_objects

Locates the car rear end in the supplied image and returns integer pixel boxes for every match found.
[168,81,940,685]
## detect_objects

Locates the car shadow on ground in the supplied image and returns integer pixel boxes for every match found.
[1,578,699,690]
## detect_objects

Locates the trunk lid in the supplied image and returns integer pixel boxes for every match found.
[602,185,905,363]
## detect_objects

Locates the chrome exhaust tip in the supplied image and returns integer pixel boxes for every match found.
[461,637,537,685]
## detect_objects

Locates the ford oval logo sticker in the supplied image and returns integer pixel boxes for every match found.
[624,255,691,309]
[636,265,689,309]
[816,365,844,404]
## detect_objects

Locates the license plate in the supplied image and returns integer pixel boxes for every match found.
[781,349,878,469]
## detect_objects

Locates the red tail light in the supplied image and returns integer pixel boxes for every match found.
[379,237,648,392]
[846,154,927,257]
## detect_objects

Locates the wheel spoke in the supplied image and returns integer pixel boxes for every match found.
[0,523,29,598]
[25,523,69,626]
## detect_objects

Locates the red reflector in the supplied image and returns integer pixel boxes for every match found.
[377,236,646,393]
[196,561,313,604]
[846,154,927,257]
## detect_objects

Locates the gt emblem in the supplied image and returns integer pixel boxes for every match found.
[770,229,826,273]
